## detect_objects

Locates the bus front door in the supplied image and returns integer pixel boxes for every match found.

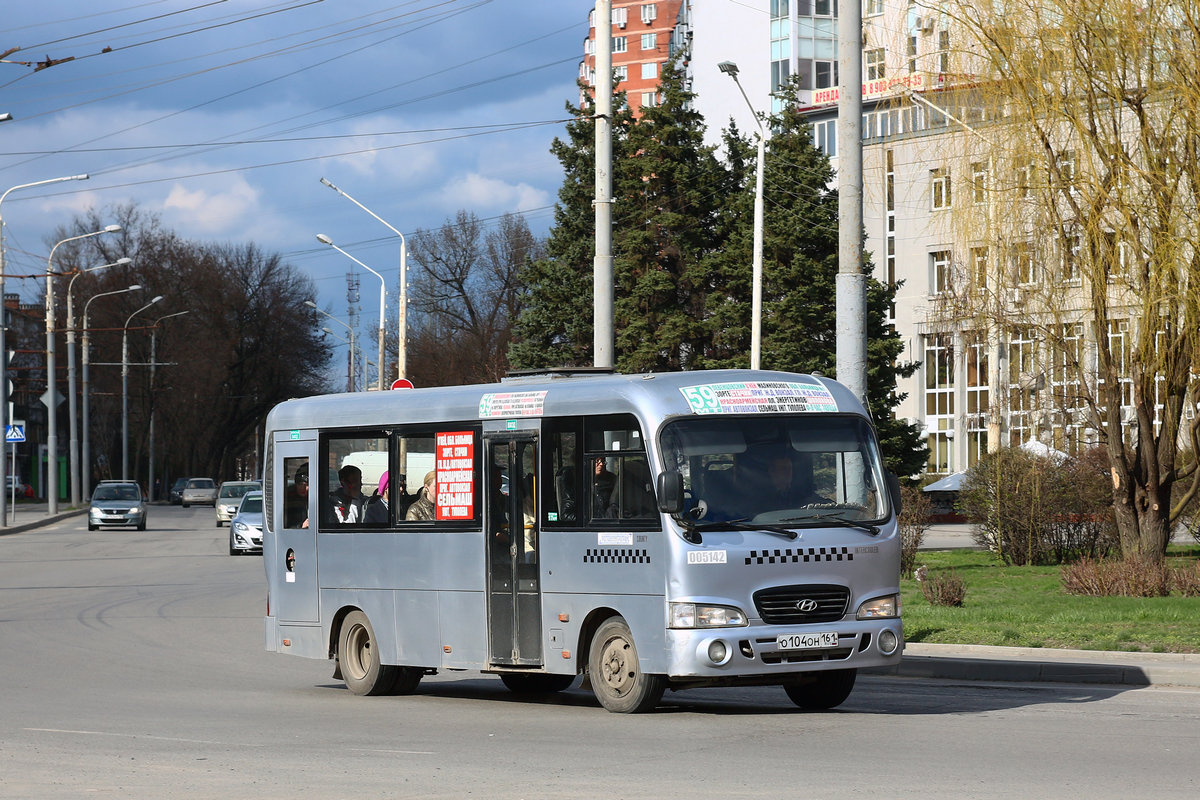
[271,438,318,624]
[486,436,542,666]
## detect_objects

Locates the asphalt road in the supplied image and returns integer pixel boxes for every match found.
[2,505,1198,799]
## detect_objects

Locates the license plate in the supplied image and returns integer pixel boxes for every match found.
[777,632,840,650]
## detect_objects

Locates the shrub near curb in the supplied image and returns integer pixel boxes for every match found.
[1061,558,1172,597]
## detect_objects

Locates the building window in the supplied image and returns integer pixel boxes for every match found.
[1011,241,1037,285]
[771,0,789,16]
[938,29,950,73]
[641,32,657,50]
[815,0,833,15]
[965,335,989,468]
[970,246,989,291]
[613,7,628,27]
[931,250,953,295]
[908,35,918,73]
[1060,233,1081,283]
[771,59,791,93]
[1007,327,1040,447]
[614,65,627,83]
[613,36,627,53]
[866,48,886,81]
[641,3,657,24]
[813,119,836,157]
[641,91,658,109]
[971,162,988,205]
[815,60,837,89]
[867,0,885,15]
[924,334,956,474]
[641,62,658,80]
[931,168,952,210]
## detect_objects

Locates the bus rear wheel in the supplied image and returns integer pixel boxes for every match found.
[588,617,665,713]
[500,673,576,694]
[338,610,422,696]
[784,668,857,710]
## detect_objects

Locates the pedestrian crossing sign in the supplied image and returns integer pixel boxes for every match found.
[5,424,25,443]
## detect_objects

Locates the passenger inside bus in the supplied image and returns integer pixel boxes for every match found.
[328,465,366,524]
[406,471,437,521]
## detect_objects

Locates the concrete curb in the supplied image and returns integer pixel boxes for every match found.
[867,642,1200,688]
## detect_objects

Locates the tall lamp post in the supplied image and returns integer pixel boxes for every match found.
[82,285,141,499]
[316,234,386,390]
[717,61,764,370]
[66,256,132,506]
[304,300,357,391]
[319,177,407,381]
[122,296,162,480]
[147,310,188,501]
[46,225,122,513]
[0,172,88,525]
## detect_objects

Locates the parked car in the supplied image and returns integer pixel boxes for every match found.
[5,475,33,498]
[181,477,218,507]
[88,482,147,531]
[215,480,260,527]
[228,490,263,555]
[169,478,189,504]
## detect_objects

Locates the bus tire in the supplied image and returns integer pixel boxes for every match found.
[784,668,857,710]
[338,610,403,696]
[588,617,665,713]
[500,673,576,694]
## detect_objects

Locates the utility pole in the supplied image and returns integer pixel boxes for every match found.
[836,0,866,403]
[593,0,614,370]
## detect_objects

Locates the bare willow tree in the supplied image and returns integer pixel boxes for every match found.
[929,0,1200,560]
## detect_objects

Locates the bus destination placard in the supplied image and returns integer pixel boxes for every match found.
[435,431,475,520]
[478,390,547,418]
[679,381,838,415]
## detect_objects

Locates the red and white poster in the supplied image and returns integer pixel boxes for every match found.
[435,431,475,521]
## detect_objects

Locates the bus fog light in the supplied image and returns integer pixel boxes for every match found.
[856,594,899,620]
[878,628,900,655]
[699,638,732,666]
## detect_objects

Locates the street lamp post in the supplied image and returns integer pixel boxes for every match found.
[304,300,357,391]
[319,177,407,381]
[717,61,764,370]
[46,225,122,513]
[316,234,385,391]
[0,173,88,525]
[147,310,188,501]
[122,296,162,480]
[82,285,141,500]
[66,257,132,506]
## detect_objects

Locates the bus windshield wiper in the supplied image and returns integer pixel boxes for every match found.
[690,518,797,540]
[780,513,880,536]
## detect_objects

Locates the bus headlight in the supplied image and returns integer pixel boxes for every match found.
[670,603,747,628]
[856,594,900,620]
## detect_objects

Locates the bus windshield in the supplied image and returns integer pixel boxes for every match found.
[659,415,889,527]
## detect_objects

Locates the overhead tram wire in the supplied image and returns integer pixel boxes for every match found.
[14,0,233,52]
[2,1,183,35]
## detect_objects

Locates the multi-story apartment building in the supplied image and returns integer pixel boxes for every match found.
[579,1,683,117]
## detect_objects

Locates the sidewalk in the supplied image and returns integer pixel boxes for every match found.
[0,502,88,535]
[3,507,1197,689]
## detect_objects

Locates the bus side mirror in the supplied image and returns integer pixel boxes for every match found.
[887,472,902,517]
[656,471,684,514]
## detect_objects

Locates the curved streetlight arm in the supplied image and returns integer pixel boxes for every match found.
[319,177,407,381]
[67,257,133,329]
[316,234,385,390]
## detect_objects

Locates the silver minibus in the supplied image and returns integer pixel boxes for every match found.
[262,369,903,713]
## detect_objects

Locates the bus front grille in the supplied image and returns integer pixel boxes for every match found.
[753,584,849,624]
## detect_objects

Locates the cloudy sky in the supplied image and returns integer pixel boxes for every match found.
[1,0,588,325]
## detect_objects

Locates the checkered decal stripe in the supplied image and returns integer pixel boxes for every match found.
[745,547,853,565]
[584,548,650,564]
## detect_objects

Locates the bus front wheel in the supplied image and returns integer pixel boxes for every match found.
[784,668,857,710]
[338,610,421,696]
[588,617,665,713]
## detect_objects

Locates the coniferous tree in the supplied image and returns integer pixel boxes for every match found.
[612,59,726,372]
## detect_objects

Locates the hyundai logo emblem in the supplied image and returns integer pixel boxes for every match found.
[795,599,818,612]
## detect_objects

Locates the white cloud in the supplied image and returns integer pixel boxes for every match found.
[436,172,550,215]
[161,177,261,235]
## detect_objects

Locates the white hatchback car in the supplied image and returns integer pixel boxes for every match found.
[229,491,264,555]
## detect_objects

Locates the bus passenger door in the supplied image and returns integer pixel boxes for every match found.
[271,437,318,624]
[486,436,542,666]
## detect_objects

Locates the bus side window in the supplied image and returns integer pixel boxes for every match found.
[609,455,656,520]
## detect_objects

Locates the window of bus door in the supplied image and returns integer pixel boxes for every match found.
[282,457,311,530]
[659,415,890,525]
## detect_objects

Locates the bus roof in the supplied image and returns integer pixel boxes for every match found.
[265,369,868,435]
